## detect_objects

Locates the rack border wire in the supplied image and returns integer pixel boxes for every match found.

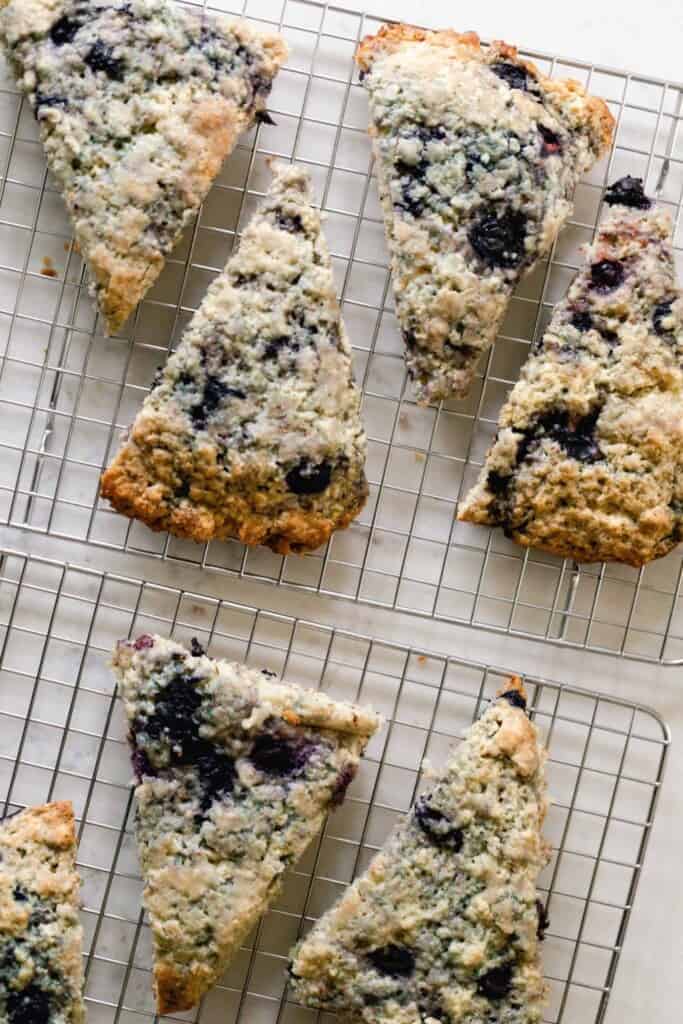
[0,0,682,662]
[0,546,670,1024]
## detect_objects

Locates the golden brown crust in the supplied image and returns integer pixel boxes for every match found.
[100,444,367,554]
[156,963,211,1015]
[1,800,76,848]
[356,22,614,156]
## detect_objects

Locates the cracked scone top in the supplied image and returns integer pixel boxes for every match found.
[0,802,84,1024]
[101,161,368,553]
[112,634,381,1014]
[290,677,549,1024]
[356,24,614,404]
[458,177,683,566]
[0,0,286,335]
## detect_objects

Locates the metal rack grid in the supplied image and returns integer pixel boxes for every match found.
[0,0,682,661]
[0,548,669,1024]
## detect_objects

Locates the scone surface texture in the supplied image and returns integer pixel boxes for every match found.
[0,0,286,333]
[112,634,381,1013]
[0,802,85,1024]
[459,177,683,566]
[357,23,613,404]
[290,678,549,1024]
[101,161,368,553]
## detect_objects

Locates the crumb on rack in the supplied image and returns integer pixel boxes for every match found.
[40,256,57,278]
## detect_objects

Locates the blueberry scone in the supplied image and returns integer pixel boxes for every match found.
[459,177,683,566]
[0,0,287,334]
[101,161,368,553]
[0,802,85,1024]
[290,677,549,1024]
[356,24,614,404]
[112,634,381,1014]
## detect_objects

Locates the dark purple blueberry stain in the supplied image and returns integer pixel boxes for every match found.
[477,962,514,1000]
[491,62,530,91]
[285,458,333,495]
[653,300,674,338]
[469,208,528,269]
[601,328,619,347]
[276,212,305,234]
[49,15,81,46]
[262,336,291,360]
[518,407,603,464]
[414,798,464,851]
[143,677,203,749]
[132,748,154,781]
[196,747,236,811]
[190,377,246,428]
[85,42,125,81]
[7,984,52,1024]
[34,92,69,118]
[590,260,624,293]
[133,634,154,650]
[571,311,593,332]
[12,886,28,902]
[367,944,416,977]
[536,899,550,940]
[330,763,357,807]
[539,124,562,156]
[190,638,206,657]
[255,110,277,126]
[604,176,651,210]
[198,25,223,73]
[499,689,527,710]
[250,732,316,777]
[395,165,430,218]
[486,470,511,496]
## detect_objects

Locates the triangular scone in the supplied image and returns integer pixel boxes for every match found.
[459,177,683,566]
[0,802,85,1024]
[101,162,368,553]
[112,634,381,1014]
[356,24,614,404]
[290,677,549,1024]
[0,0,287,334]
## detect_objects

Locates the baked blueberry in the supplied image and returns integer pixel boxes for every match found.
[190,638,206,657]
[469,208,528,269]
[367,944,415,977]
[604,176,651,210]
[499,689,527,710]
[85,42,125,82]
[330,763,357,806]
[132,748,155,781]
[486,470,511,496]
[477,963,514,1000]
[539,124,562,155]
[414,798,464,851]
[276,212,305,233]
[133,634,155,650]
[285,458,333,495]
[653,300,674,337]
[7,984,52,1024]
[190,378,246,427]
[49,15,81,46]
[250,732,315,776]
[590,260,624,292]
[197,747,237,810]
[571,311,593,332]
[144,677,203,748]
[490,61,529,91]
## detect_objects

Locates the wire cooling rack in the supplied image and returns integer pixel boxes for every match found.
[0,548,668,1024]
[0,0,682,662]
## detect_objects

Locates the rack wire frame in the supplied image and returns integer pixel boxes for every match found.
[0,547,669,1024]
[0,0,683,662]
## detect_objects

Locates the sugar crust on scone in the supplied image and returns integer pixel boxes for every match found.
[0,0,287,333]
[356,23,614,404]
